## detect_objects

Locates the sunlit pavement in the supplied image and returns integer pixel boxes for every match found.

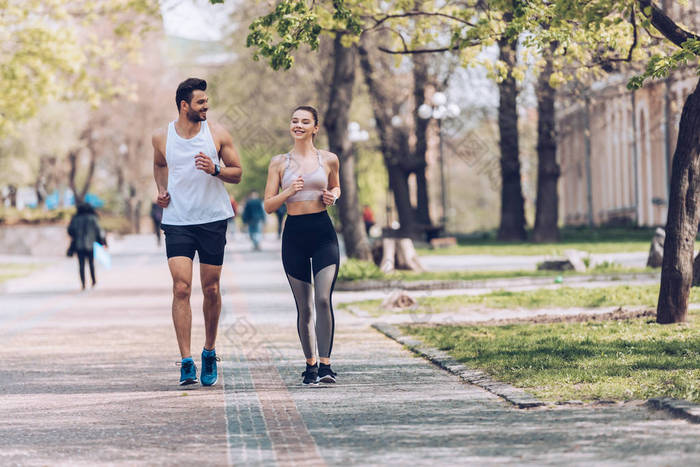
[1,233,700,466]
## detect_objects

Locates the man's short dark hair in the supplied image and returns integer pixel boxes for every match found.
[176,78,207,112]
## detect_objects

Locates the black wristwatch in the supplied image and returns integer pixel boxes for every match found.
[211,163,220,176]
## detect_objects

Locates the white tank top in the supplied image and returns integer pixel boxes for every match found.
[161,120,234,225]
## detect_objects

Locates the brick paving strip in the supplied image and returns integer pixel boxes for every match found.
[220,252,326,467]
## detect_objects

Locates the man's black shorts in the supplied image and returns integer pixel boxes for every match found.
[161,219,228,266]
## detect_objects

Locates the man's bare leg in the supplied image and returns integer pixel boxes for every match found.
[168,256,194,358]
[200,263,223,351]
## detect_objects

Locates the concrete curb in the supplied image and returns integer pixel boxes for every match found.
[373,323,700,421]
[372,322,545,409]
[645,398,700,424]
[337,272,660,292]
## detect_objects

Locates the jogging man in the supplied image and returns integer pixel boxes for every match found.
[152,78,242,386]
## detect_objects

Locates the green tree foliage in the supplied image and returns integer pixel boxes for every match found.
[230,0,698,91]
[516,0,698,89]
[0,0,159,136]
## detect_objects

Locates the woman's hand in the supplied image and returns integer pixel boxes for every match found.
[322,189,337,206]
[286,175,304,197]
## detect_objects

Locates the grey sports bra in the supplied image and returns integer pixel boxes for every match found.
[281,151,328,203]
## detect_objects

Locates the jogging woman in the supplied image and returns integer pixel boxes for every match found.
[263,105,341,386]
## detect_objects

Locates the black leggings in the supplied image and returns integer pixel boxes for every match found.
[77,250,95,288]
[281,211,339,359]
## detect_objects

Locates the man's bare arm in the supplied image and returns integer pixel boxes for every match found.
[212,123,242,184]
[152,130,170,208]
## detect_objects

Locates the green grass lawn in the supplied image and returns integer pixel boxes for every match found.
[418,227,658,256]
[342,284,698,317]
[404,309,700,403]
[0,263,41,284]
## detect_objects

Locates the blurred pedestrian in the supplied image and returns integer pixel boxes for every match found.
[150,200,163,246]
[362,204,375,236]
[67,203,106,290]
[262,105,340,386]
[275,203,287,239]
[152,77,243,386]
[228,195,239,239]
[242,191,266,251]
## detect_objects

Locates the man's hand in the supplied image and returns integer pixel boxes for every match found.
[194,152,215,174]
[322,189,337,206]
[157,190,171,208]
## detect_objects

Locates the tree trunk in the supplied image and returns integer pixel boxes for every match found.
[125,184,141,233]
[657,78,700,323]
[412,52,432,226]
[323,34,371,260]
[357,42,417,236]
[414,169,431,225]
[67,149,82,205]
[533,43,560,243]
[387,164,414,233]
[34,155,49,208]
[7,185,17,208]
[497,36,527,241]
[80,131,98,201]
[67,127,98,206]
[692,251,700,287]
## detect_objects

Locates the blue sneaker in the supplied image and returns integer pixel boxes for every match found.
[179,357,198,386]
[201,348,220,386]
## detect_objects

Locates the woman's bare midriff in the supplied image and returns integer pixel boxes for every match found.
[286,199,326,216]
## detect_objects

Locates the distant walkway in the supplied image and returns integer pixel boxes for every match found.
[419,252,648,272]
[1,234,699,465]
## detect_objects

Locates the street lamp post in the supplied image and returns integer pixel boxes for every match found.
[418,92,460,230]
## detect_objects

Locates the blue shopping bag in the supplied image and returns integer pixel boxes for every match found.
[93,241,111,269]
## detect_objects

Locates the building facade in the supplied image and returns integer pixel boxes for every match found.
[556,1,699,227]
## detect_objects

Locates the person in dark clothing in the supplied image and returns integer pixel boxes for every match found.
[228,195,239,239]
[275,203,287,239]
[242,191,266,251]
[150,201,163,245]
[362,204,375,236]
[67,203,106,290]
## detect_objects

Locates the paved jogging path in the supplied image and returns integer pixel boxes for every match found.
[2,234,700,466]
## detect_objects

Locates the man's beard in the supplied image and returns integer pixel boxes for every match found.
[187,108,206,122]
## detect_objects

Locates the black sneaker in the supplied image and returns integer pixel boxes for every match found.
[302,363,319,386]
[318,363,336,383]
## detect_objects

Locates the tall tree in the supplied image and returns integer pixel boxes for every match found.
[634,1,700,323]
[0,0,158,137]
[496,21,527,241]
[532,43,560,243]
[67,125,101,205]
[324,35,372,259]
[357,34,437,237]
[522,0,700,322]
[243,1,536,240]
